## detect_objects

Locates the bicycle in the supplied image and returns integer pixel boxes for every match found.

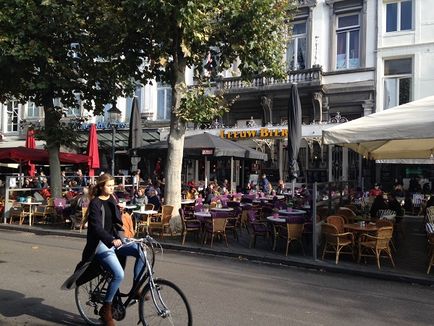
[74,235,193,325]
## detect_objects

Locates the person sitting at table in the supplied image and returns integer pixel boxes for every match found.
[369,183,383,197]
[132,186,148,206]
[185,186,198,200]
[147,188,161,211]
[387,193,404,223]
[275,179,286,195]
[370,194,388,219]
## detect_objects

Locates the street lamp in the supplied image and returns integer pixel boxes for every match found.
[107,104,122,176]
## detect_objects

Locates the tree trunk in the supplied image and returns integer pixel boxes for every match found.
[164,60,187,233]
[43,99,62,199]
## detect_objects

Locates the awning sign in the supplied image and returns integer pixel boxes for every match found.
[202,149,214,155]
[220,128,288,139]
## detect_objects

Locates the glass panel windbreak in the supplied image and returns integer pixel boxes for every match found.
[384,58,412,75]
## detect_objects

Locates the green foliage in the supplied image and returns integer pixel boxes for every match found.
[174,83,236,124]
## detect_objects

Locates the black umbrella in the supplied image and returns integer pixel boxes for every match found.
[287,84,302,181]
[128,97,143,149]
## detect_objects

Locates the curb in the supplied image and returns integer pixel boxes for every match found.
[1,224,433,287]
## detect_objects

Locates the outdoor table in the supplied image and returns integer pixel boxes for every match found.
[344,223,379,250]
[278,209,306,215]
[210,207,234,212]
[21,201,43,226]
[132,209,158,233]
[266,216,286,223]
[181,199,196,205]
[124,205,137,210]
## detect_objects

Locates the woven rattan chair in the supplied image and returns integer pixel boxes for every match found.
[179,208,201,245]
[247,209,270,248]
[358,226,395,269]
[203,216,228,248]
[321,223,355,264]
[149,205,174,239]
[326,215,346,233]
[336,207,357,224]
[273,223,305,256]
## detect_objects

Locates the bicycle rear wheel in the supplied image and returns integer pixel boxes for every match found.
[139,278,192,326]
[75,274,105,325]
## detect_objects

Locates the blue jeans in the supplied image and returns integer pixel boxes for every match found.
[95,241,144,303]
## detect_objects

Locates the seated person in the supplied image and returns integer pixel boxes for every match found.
[370,195,388,219]
[147,188,161,211]
[369,183,383,197]
[132,186,148,206]
[387,193,404,223]
[275,179,286,195]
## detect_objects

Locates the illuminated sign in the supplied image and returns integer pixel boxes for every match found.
[202,149,214,155]
[219,128,288,139]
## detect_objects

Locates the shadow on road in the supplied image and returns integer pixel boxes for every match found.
[0,289,83,325]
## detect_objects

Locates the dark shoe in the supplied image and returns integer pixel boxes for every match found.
[99,302,115,326]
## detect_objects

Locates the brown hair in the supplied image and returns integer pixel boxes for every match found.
[91,173,114,198]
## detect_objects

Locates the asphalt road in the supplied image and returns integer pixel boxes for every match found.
[0,229,433,326]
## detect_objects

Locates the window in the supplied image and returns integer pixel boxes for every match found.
[383,58,412,109]
[336,14,360,70]
[27,102,40,118]
[6,101,19,132]
[287,21,307,70]
[157,86,172,120]
[386,1,412,32]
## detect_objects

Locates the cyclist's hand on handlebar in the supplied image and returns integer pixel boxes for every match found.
[112,239,123,248]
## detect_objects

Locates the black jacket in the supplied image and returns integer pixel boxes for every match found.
[81,195,123,262]
[62,195,124,290]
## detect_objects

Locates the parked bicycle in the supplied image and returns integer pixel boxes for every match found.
[74,235,192,325]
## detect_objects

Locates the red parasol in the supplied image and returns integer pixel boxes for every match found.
[25,129,36,176]
[87,124,100,177]
[0,147,89,164]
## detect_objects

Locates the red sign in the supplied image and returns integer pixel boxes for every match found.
[202,149,214,155]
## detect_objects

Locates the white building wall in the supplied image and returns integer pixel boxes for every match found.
[376,0,434,112]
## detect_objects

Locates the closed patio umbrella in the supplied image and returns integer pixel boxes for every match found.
[87,124,100,177]
[287,84,302,181]
[128,97,143,149]
[25,129,36,176]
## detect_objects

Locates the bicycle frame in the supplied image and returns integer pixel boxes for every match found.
[87,236,172,323]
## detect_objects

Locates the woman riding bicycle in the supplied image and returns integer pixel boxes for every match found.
[81,173,144,326]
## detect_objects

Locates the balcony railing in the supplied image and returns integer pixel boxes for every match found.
[218,67,322,91]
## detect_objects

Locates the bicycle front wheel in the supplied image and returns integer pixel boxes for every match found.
[139,278,192,326]
[75,275,105,325]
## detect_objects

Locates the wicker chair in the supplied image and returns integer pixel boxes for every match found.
[247,209,270,248]
[33,202,55,224]
[179,208,201,245]
[336,207,357,224]
[358,226,395,269]
[225,209,240,240]
[149,205,174,239]
[326,215,346,233]
[9,203,27,225]
[203,217,228,248]
[273,223,305,256]
[321,223,355,264]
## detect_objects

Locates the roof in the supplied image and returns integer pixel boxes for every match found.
[75,129,160,152]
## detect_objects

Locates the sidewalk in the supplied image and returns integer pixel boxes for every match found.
[1,215,433,286]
